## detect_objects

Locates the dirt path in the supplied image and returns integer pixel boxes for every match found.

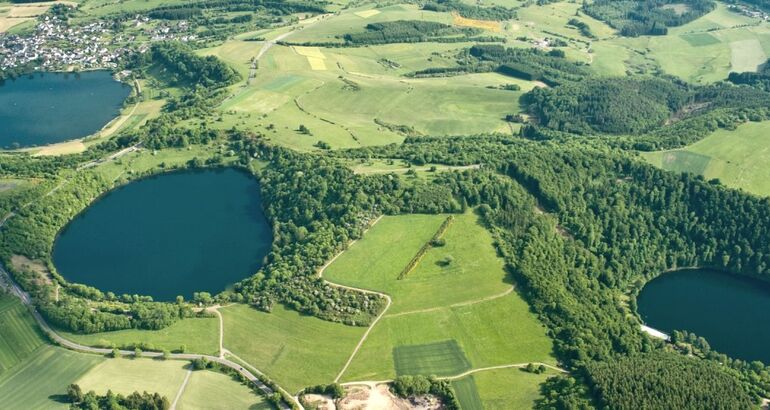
[170,368,193,410]
[315,215,392,382]
[385,286,514,319]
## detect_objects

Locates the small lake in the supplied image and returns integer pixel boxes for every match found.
[637,269,770,364]
[52,168,272,301]
[0,71,130,149]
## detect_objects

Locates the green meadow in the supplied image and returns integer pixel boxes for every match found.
[0,346,103,410]
[325,212,514,314]
[178,370,271,410]
[461,367,555,409]
[325,212,554,390]
[221,303,365,393]
[643,121,770,197]
[0,294,46,374]
[59,316,220,355]
[76,358,190,399]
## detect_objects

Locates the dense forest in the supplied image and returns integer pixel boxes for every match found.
[409,44,588,84]
[422,0,517,21]
[336,135,770,407]
[583,0,716,36]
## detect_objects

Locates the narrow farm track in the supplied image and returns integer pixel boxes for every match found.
[341,361,568,387]
[384,286,515,318]
[316,215,392,382]
[170,368,193,410]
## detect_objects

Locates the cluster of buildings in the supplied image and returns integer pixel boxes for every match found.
[0,15,129,71]
[727,4,770,21]
[0,14,197,73]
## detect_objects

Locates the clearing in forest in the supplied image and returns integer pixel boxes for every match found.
[642,121,770,197]
[324,212,555,401]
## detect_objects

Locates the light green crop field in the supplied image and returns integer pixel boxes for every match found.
[642,121,770,197]
[325,212,513,314]
[287,4,452,44]
[341,292,555,381]
[177,370,271,410]
[590,3,770,83]
[77,358,189,398]
[0,346,103,410]
[452,376,484,410]
[59,316,220,355]
[0,294,46,374]
[221,303,365,393]
[325,212,554,382]
[467,367,554,409]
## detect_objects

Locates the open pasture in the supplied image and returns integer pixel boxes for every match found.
[0,346,103,410]
[642,121,770,197]
[393,340,471,377]
[341,292,556,381]
[327,213,554,382]
[59,316,219,355]
[76,358,189,399]
[325,212,513,314]
[460,367,554,409]
[0,295,46,374]
[221,303,365,393]
[591,3,770,83]
[177,370,271,410]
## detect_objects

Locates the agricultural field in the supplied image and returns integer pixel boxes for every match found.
[325,212,514,314]
[590,3,770,83]
[177,369,271,410]
[642,121,770,197]
[453,367,555,409]
[0,294,46,374]
[221,303,365,393]
[76,358,190,399]
[325,212,555,401]
[0,346,103,410]
[202,2,548,151]
[58,316,220,355]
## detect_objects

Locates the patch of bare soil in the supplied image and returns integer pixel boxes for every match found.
[304,393,336,410]
[11,254,53,286]
[338,384,441,410]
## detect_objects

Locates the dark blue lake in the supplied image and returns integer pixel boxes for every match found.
[0,71,130,148]
[638,269,770,364]
[52,168,272,301]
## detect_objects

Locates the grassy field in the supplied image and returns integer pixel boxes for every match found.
[0,346,103,410]
[341,292,555,381]
[452,376,484,410]
[204,2,547,151]
[642,121,770,197]
[325,212,513,314]
[59,316,219,355]
[325,212,554,383]
[459,367,554,409]
[177,370,271,410]
[591,3,770,83]
[393,340,471,377]
[77,358,190,398]
[221,303,365,393]
[0,294,46,374]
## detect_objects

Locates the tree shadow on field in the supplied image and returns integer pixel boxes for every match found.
[48,394,70,404]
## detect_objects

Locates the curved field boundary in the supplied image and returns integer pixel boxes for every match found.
[385,286,514,319]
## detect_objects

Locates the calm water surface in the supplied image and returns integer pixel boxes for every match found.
[0,71,130,148]
[638,269,770,364]
[52,168,272,301]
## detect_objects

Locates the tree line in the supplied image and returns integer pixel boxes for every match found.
[583,0,715,36]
